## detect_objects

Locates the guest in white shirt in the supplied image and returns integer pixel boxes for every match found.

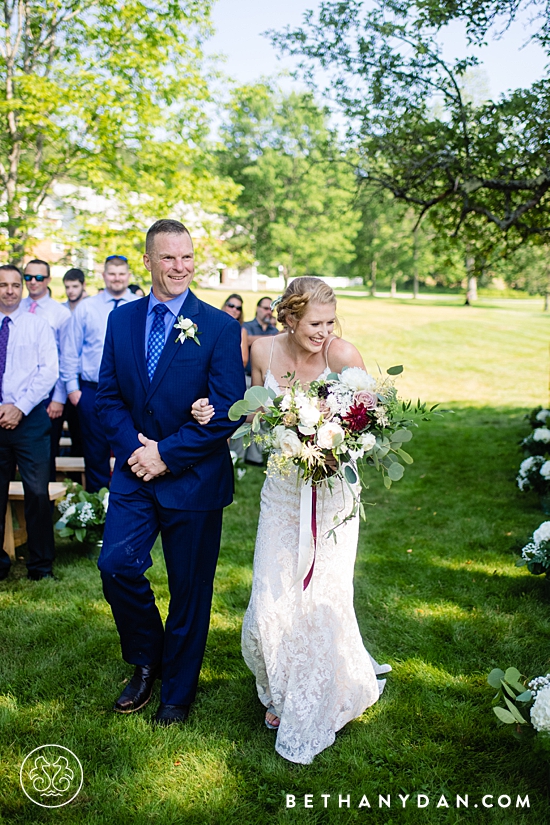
[22,259,71,479]
[0,265,58,581]
[61,255,139,491]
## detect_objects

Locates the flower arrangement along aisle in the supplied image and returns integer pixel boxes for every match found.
[56,482,109,547]
[229,365,440,587]
[517,521,550,577]
[488,666,550,760]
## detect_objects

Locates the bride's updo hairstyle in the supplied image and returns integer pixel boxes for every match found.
[276,277,339,332]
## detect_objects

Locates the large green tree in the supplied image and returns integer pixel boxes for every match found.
[0,0,235,261]
[217,84,360,285]
[272,1,550,272]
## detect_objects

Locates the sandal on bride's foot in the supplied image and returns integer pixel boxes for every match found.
[265,706,280,730]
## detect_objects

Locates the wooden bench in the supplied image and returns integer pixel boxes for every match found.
[4,482,66,562]
[55,457,115,490]
[55,456,86,487]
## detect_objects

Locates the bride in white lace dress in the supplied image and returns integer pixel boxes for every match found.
[192,277,390,764]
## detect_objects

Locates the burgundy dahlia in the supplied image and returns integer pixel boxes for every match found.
[343,403,371,432]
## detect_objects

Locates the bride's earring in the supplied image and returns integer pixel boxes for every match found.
[290,329,295,334]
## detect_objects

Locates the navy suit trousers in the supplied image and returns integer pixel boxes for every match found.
[0,404,55,575]
[98,485,223,706]
[77,383,111,492]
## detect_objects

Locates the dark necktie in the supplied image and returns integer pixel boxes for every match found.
[112,299,122,309]
[0,315,10,403]
[147,304,169,382]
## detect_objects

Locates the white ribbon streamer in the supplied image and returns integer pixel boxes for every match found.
[294,480,313,587]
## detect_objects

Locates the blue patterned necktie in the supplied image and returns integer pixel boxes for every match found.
[0,315,10,402]
[147,304,169,382]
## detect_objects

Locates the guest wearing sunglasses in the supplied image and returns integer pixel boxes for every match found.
[61,255,139,491]
[222,294,248,367]
[22,260,72,480]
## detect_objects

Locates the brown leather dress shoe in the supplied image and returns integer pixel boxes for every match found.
[154,703,190,726]
[114,664,160,713]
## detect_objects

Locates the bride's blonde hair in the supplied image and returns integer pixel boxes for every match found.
[276,277,339,332]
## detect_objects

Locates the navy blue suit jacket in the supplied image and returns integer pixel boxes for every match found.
[95,291,246,510]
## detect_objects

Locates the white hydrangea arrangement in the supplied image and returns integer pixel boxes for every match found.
[516,455,547,493]
[517,521,550,576]
[56,482,109,545]
[521,427,550,457]
[488,667,550,755]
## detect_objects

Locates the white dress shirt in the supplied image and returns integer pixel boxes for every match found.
[21,294,71,404]
[61,288,139,392]
[0,304,59,416]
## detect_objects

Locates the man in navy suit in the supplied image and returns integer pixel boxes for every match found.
[95,219,245,725]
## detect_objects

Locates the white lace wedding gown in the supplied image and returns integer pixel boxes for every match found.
[241,364,390,765]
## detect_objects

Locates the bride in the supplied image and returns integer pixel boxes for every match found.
[192,276,390,764]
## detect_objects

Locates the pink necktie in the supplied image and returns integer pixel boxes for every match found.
[29,301,38,314]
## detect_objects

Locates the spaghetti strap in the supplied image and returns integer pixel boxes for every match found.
[268,336,276,371]
[324,335,336,369]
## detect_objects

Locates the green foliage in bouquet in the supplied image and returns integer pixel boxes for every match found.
[55,482,109,545]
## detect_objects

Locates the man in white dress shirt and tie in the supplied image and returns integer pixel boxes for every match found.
[0,265,59,581]
[61,256,139,491]
[22,259,71,479]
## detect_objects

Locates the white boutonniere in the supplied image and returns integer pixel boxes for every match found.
[174,316,201,346]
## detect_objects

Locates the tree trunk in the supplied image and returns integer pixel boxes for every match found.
[464,249,477,305]
[370,258,377,297]
[391,276,397,297]
[413,225,419,299]
[544,261,550,312]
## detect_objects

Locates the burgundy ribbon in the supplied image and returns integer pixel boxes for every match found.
[303,484,317,590]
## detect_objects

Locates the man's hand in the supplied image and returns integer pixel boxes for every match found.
[68,390,82,407]
[128,433,169,482]
[0,404,23,430]
[47,401,64,419]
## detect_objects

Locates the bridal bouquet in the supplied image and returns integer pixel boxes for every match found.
[229,364,436,505]
[56,482,109,545]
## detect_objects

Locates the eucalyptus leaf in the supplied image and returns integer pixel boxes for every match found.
[388,462,404,481]
[504,667,522,684]
[391,429,413,443]
[344,465,358,484]
[228,400,253,421]
[244,385,271,408]
[232,422,251,440]
[387,365,404,375]
[75,528,86,543]
[251,413,261,433]
[493,707,516,724]
[503,696,527,725]
[326,372,339,380]
[383,475,392,489]
[396,448,414,464]
[298,425,316,436]
[516,690,533,703]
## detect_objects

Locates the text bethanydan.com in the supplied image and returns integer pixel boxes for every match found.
[285,793,530,810]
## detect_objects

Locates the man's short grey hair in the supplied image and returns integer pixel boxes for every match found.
[146,219,192,254]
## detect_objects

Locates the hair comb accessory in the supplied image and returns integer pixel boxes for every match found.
[270,296,283,311]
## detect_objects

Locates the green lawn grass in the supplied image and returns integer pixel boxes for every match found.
[1,297,550,823]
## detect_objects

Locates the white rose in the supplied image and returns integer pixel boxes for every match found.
[533,521,550,545]
[541,461,550,480]
[178,317,194,330]
[536,410,550,423]
[296,397,321,428]
[533,427,550,443]
[339,367,377,392]
[186,326,196,338]
[360,432,377,451]
[278,428,303,458]
[317,421,345,449]
[531,685,550,732]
